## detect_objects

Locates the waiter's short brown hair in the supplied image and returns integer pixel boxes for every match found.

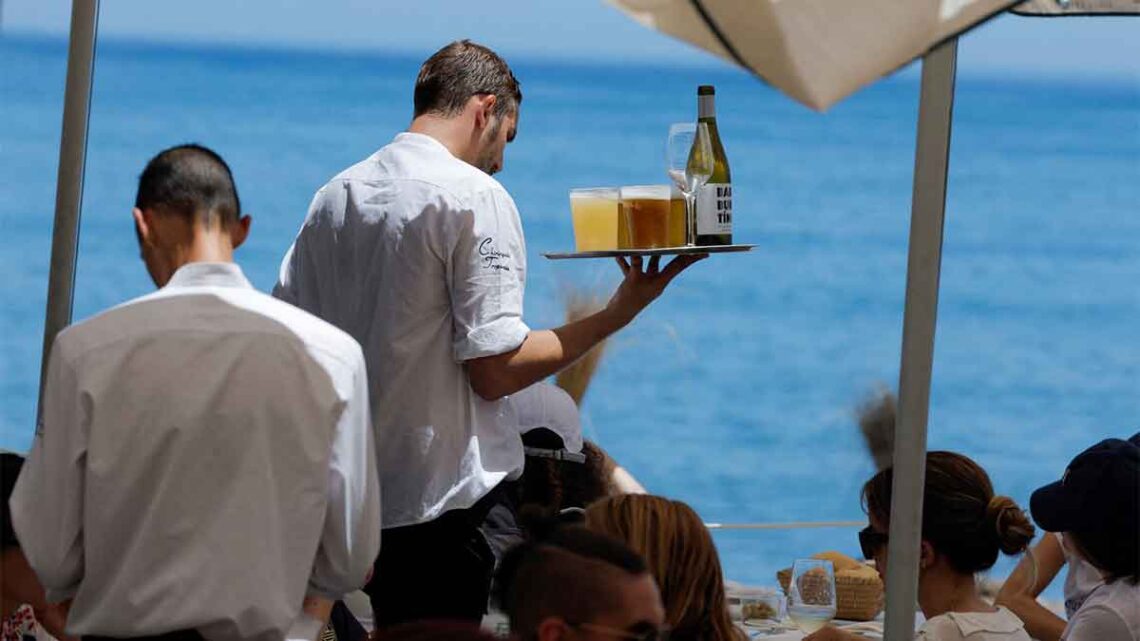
[414,40,521,118]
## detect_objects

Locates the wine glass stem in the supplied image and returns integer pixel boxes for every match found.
[685,193,696,246]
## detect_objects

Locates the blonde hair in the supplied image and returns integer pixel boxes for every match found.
[585,495,745,641]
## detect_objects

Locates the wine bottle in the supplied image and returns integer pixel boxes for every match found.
[695,85,732,246]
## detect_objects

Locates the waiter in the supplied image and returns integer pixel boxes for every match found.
[12,145,380,641]
[274,40,702,624]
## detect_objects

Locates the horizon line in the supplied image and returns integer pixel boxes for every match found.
[4,28,1137,86]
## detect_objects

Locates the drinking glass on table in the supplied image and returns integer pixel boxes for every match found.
[666,122,714,246]
[787,559,838,634]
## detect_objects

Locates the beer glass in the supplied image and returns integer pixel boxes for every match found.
[620,185,671,249]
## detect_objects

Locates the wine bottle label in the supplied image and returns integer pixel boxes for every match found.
[697,183,732,235]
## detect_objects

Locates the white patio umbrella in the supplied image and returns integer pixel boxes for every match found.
[601,2,1137,641]
[607,0,1019,111]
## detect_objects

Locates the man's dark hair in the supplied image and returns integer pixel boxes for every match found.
[494,526,648,635]
[414,40,521,118]
[135,144,241,225]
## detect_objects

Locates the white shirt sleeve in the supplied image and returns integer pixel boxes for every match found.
[274,189,328,309]
[10,338,87,603]
[448,187,530,362]
[306,348,382,599]
[1063,603,1132,641]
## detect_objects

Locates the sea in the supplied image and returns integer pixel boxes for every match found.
[2,34,1137,595]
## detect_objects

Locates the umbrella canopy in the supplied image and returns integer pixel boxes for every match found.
[606,0,1018,110]
[1014,0,1140,15]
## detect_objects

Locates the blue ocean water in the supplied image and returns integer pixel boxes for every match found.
[2,35,1137,592]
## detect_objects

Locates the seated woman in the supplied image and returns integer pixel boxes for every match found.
[1028,435,1139,641]
[584,494,745,641]
[996,432,1140,641]
[807,451,1035,641]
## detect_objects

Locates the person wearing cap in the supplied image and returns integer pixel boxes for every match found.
[1029,433,1140,641]
[10,145,380,641]
[994,431,1140,641]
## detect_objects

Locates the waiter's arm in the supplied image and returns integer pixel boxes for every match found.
[466,254,703,400]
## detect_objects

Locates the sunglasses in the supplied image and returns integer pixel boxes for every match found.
[858,525,889,560]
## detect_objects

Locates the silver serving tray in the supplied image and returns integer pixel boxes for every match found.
[543,243,755,260]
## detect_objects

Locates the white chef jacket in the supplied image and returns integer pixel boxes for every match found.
[275,132,529,528]
[10,262,380,641]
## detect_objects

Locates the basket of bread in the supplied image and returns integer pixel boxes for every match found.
[777,551,883,621]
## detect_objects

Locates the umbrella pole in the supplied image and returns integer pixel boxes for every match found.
[36,0,99,424]
[883,38,957,641]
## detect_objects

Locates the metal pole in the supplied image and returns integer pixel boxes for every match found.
[882,38,957,641]
[36,0,99,422]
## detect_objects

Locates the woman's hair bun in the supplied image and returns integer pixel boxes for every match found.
[986,495,1035,555]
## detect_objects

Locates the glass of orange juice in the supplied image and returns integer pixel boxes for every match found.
[570,188,622,251]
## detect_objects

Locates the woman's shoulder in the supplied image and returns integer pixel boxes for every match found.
[1065,581,1140,640]
[918,607,1031,640]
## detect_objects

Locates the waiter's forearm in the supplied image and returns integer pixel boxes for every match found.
[466,306,629,400]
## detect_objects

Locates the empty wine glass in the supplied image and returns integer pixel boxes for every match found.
[666,122,713,246]
[787,559,838,634]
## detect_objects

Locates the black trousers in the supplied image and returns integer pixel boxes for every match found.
[364,481,521,627]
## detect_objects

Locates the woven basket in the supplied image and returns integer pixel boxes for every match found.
[777,565,884,621]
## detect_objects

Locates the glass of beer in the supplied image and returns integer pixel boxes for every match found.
[570,188,622,251]
[620,185,671,249]
[669,185,687,248]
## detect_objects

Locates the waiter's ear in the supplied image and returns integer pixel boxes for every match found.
[230,214,252,250]
[133,207,152,248]
[473,94,496,131]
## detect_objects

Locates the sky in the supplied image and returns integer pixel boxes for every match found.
[2,1,1139,81]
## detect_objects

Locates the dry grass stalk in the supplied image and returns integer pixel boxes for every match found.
[858,386,897,471]
[555,289,609,406]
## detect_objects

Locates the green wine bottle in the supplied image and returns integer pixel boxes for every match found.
[696,85,732,246]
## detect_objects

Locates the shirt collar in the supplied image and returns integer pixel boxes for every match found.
[393,132,455,158]
[165,262,252,290]
[940,608,1025,635]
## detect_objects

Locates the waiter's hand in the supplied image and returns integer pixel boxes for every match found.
[606,254,705,323]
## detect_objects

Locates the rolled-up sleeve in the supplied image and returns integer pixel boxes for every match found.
[10,337,87,603]
[306,347,381,599]
[448,187,529,362]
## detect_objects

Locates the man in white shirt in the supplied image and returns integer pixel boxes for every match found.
[11,145,381,641]
[274,40,701,625]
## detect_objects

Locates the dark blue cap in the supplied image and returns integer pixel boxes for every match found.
[1030,435,1140,537]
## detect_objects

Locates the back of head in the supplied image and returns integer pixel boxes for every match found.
[135,144,241,226]
[495,526,648,636]
[414,40,521,118]
[585,495,742,641]
[863,451,1035,575]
